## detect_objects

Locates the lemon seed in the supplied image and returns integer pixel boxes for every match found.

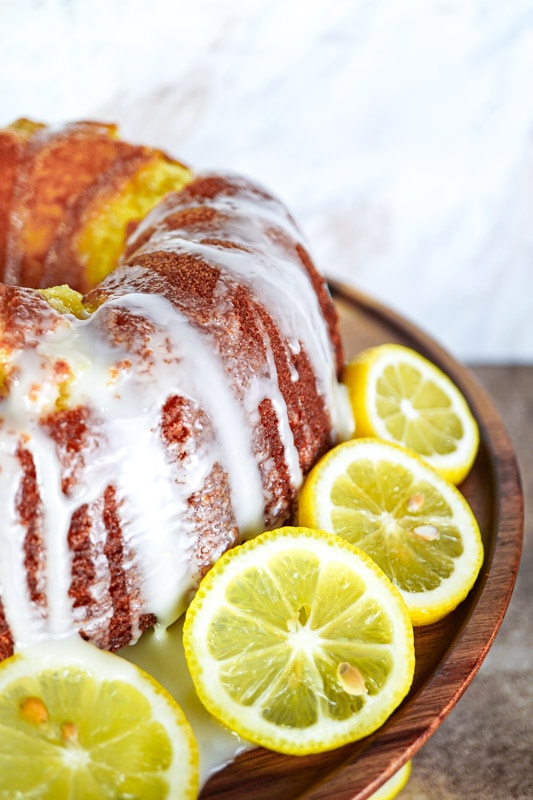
[412,524,439,541]
[20,696,49,725]
[61,722,78,743]
[407,493,425,512]
[337,662,368,696]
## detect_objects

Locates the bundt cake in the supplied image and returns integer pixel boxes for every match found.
[0,119,349,662]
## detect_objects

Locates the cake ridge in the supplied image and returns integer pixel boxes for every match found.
[0,121,349,661]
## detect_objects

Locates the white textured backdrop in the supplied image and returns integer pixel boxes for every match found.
[1,0,533,361]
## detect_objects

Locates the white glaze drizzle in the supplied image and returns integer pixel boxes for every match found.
[0,278,336,645]
[120,619,252,789]
[131,197,346,439]
[0,174,349,654]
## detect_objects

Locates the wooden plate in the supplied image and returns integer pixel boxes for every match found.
[200,280,524,800]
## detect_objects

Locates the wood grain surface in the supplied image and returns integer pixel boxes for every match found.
[199,281,524,800]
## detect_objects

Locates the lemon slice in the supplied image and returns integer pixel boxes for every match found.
[183,526,414,756]
[0,638,199,799]
[343,344,480,484]
[298,439,484,626]
[369,760,412,800]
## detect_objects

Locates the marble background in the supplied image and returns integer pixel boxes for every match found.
[1,0,533,362]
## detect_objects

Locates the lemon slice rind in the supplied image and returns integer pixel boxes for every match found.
[298,439,484,626]
[343,344,480,485]
[368,759,412,800]
[183,527,415,756]
[0,638,199,800]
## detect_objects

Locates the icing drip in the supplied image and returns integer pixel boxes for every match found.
[0,171,347,657]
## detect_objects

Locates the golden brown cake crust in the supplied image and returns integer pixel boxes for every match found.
[0,120,189,292]
[0,122,344,658]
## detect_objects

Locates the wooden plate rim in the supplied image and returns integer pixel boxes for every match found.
[201,281,524,800]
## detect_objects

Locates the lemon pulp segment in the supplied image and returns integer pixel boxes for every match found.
[0,639,199,800]
[184,527,414,755]
[375,361,463,454]
[343,344,479,484]
[298,440,484,625]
